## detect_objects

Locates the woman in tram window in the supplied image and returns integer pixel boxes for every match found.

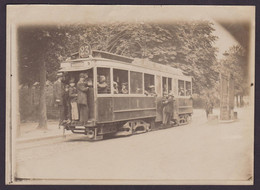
[97,75,108,94]
[113,81,119,94]
[121,82,128,94]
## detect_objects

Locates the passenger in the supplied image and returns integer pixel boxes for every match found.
[63,84,71,123]
[163,84,168,94]
[113,82,119,94]
[69,79,79,121]
[86,78,94,120]
[179,87,185,96]
[77,73,89,123]
[136,87,142,94]
[53,73,65,128]
[162,92,174,126]
[205,96,213,119]
[97,75,108,94]
[121,83,128,94]
[147,85,157,96]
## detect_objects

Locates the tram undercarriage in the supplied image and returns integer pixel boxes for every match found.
[63,113,192,141]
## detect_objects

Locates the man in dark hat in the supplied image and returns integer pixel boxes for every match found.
[77,73,89,123]
[53,72,65,127]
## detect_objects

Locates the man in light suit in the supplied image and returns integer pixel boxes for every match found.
[77,73,89,123]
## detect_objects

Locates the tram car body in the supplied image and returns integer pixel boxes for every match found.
[60,49,193,140]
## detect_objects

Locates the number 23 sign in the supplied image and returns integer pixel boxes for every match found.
[79,44,91,58]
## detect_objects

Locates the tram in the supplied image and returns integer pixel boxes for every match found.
[60,44,193,140]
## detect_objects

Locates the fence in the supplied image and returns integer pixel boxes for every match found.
[19,82,59,122]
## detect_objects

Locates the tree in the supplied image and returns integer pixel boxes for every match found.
[220,45,248,106]
[18,26,71,129]
[18,20,220,125]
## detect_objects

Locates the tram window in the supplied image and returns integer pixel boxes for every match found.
[156,75,162,96]
[97,67,111,94]
[130,71,143,94]
[186,81,191,96]
[162,77,167,94]
[168,78,172,93]
[113,69,129,94]
[178,80,185,96]
[144,73,155,96]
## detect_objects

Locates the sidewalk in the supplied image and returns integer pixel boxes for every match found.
[17,121,73,143]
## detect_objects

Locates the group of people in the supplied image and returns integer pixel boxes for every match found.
[113,82,128,94]
[53,72,94,127]
[53,71,179,127]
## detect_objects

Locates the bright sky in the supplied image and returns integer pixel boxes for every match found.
[7,5,255,59]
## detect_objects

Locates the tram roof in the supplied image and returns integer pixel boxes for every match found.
[59,50,186,77]
[131,58,184,76]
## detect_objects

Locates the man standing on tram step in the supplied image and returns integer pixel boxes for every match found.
[162,93,174,126]
[53,72,65,128]
[77,73,89,123]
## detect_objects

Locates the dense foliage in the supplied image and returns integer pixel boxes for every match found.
[17,21,249,127]
[18,21,220,94]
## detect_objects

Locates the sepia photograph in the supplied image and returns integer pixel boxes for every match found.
[6,5,255,185]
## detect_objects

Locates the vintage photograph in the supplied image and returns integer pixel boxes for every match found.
[6,5,255,185]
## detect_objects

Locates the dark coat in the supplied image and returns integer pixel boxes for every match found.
[162,97,174,113]
[97,82,108,94]
[53,80,64,105]
[69,86,78,102]
[77,81,89,105]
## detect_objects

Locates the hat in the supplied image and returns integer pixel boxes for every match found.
[168,93,174,97]
[57,73,63,77]
[79,73,85,78]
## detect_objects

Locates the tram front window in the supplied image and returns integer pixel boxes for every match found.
[97,67,111,94]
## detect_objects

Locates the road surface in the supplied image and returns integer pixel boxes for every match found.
[15,108,254,184]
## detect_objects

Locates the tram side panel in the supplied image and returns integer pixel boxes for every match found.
[96,96,157,124]
[177,97,193,114]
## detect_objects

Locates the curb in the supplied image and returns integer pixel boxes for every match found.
[17,132,75,144]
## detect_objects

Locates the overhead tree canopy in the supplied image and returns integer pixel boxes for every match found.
[18,21,248,97]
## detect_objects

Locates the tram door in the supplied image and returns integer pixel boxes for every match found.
[155,75,163,122]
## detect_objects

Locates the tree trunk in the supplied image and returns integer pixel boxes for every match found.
[236,95,239,108]
[37,61,47,129]
[240,95,244,107]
